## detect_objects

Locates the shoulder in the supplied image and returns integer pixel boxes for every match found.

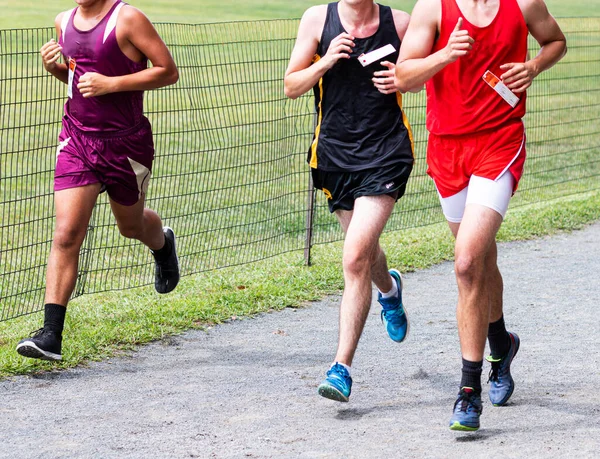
[414,0,442,13]
[54,9,72,28]
[516,0,547,11]
[516,0,551,23]
[54,13,63,32]
[410,0,441,27]
[390,9,411,39]
[118,4,153,27]
[54,11,65,27]
[54,10,73,36]
[298,5,328,41]
[300,4,328,24]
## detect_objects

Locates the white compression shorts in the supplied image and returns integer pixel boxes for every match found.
[436,172,515,223]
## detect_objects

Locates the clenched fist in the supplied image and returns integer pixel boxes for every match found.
[77,72,114,98]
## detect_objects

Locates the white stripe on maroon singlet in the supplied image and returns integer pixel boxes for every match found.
[60,8,75,40]
[103,2,125,44]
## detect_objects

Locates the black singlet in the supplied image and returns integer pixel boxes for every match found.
[309,2,414,172]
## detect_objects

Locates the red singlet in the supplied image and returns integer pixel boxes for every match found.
[426,0,529,136]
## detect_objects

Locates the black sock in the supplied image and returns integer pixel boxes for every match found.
[460,358,483,393]
[151,233,172,262]
[488,315,511,359]
[44,303,66,335]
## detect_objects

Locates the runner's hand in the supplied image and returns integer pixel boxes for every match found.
[322,32,355,70]
[78,72,113,98]
[500,62,536,93]
[444,18,474,64]
[40,39,62,72]
[373,61,398,94]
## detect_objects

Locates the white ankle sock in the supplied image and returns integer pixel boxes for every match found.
[380,276,398,299]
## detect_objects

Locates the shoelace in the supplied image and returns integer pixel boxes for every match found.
[327,365,349,381]
[486,353,506,383]
[455,391,480,413]
[29,327,46,338]
[456,393,471,412]
[382,309,405,327]
[487,361,501,383]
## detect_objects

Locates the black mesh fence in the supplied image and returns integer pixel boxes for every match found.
[1,18,599,321]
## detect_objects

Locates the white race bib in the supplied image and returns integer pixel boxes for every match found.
[482,70,520,108]
[67,58,76,99]
[358,44,396,67]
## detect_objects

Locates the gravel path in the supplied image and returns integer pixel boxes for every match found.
[1,223,599,458]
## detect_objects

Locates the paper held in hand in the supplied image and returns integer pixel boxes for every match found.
[482,70,520,108]
[358,44,396,67]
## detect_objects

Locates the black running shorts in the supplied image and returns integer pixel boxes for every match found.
[311,162,413,213]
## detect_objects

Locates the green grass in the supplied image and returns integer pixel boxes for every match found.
[2,190,600,378]
[0,0,597,30]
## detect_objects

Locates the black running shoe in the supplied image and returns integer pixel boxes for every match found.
[16,328,62,361]
[152,226,180,294]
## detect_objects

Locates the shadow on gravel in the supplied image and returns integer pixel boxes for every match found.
[335,407,376,420]
[455,429,502,442]
[31,371,79,380]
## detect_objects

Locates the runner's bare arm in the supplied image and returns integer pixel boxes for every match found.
[284,6,354,99]
[501,0,567,93]
[372,10,411,95]
[391,9,423,93]
[40,13,68,84]
[77,6,178,98]
[372,9,420,94]
[394,0,473,92]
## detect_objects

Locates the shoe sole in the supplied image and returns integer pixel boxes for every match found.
[387,269,410,343]
[449,421,479,432]
[156,226,180,294]
[16,342,62,361]
[317,384,349,403]
[492,332,520,407]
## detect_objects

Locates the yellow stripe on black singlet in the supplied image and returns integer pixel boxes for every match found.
[396,92,415,158]
[310,54,323,169]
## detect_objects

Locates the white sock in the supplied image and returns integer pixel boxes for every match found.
[380,275,398,299]
[332,361,351,376]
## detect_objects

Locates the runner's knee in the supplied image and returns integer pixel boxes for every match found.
[454,251,486,286]
[117,221,144,240]
[53,223,86,252]
[343,248,373,277]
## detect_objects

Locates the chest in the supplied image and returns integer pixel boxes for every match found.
[61,22,121,65]
[340,20,380,39]
[455,0,501,28]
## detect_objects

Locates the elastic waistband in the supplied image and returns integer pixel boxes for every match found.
[63,116,150,139]
[429,120,524,140]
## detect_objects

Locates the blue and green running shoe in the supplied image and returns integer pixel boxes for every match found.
[318,363,352,402]
[487,331,520,406]
[378,269,409,343]
[449,387,483,431]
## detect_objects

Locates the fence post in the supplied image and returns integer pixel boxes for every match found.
[74,209,97,298]
[304,174,316,266]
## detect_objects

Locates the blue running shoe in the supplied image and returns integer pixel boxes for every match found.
[317,363,352,402]
[449,387,483,431]
[378,269,409,343]
[487,331,520,406]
